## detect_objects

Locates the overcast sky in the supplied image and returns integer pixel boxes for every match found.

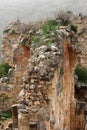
[0,0,87,42]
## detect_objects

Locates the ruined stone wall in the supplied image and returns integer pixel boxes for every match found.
[0,21,30,108]
[49,39,76,130]
[1,16,82,130]
[20,45,62,130]
[71,15,87,67]
[69,14,87,130]
[16,27,78,130]
[1,33,19,66]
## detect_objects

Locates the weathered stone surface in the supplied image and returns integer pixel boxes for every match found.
[18,109,29,130]
[1,21,30,109]
[16,26,78,130]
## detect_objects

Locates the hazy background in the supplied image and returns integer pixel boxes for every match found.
[0,0,87,43]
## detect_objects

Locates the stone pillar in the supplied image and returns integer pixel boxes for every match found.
[18,109,29,130]
[11,104,18,128]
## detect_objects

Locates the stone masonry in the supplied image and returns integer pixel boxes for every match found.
[2,13,87,130]
[13,25,79,130]
[0,21,30,109]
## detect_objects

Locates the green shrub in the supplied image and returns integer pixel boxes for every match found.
[31,36,40,44]
[66,10,72,14]
[3,29,10,33]
[0,111,12,119]
[60,66,64,75]
[44,33,51,39]
[11,30,16,34]
[46,40,52,45]
[41,20,59,34]
[0,63,12,78]
[71,25,78,32]
[22,38,28,46]
[75,65,87,83]
[40,20,60,46]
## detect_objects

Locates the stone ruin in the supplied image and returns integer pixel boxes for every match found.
[1,13,87,130]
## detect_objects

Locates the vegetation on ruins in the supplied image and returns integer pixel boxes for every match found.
[3,29,10,33]
[71,25,78,32]
[18,12,78,47]
[0,63,12,78]
[30,18,70,46]
[75,65,87,83]
[0,111,12,119]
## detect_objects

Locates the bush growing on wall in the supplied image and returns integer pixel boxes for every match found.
[71,25,78,32]
[0,111,12,119]
[0,63,11,78]
[75,65,87,83]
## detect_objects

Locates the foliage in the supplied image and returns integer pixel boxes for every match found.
[40,20,60,46]
[3,29,10,33]
[0,111,12,119]
[66,10,72,14]
[0,63,12,78]
[11,29,16,34]
[41,20,59,34]
[31,36,40,44]
[60,66,64,75]
[45,40,52,45]
[30,20,59,46]
[28,14,70,46]
[75,65,87,83]
[71,25,78,32]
